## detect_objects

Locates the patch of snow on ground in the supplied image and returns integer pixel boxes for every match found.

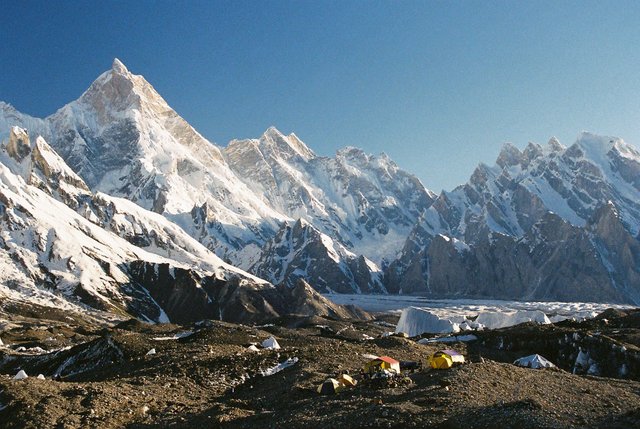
[513,354,556,369]
[13,370,28,380]
[261,336,280,350]
[418,334,478,344]
[259,357,298,376]
[152,331,193,341]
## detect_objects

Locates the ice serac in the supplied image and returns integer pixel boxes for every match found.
[388,134,640,304]
[395,307,461,336]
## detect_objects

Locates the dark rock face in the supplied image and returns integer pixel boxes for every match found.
[127,261,370,324]
[389,207,640,303]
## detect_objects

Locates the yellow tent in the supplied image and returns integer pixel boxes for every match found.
[337,373,357,388]
[428,353,453,369]
[428,350,464,369]
[317,378,342,394]
[363,356,401,374]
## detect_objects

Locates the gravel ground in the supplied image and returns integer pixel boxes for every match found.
[1,307,639,428]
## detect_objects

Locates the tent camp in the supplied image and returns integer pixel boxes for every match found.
[363,356,401,374]
[428,350,465,369]
[513,354,556,369]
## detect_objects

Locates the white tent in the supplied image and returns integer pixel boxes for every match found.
[261,336,281,350]
[513,354,556,369]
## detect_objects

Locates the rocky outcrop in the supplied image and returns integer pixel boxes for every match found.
[128,261,370,324]
[471,310,640,380]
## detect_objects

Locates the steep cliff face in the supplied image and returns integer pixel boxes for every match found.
[390,206,640,303]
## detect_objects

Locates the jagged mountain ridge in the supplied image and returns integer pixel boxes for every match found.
[0,59,433,297]
[224,131,435,265]
[0,127,363,323]
[388,134,640,303]
[1,59,639,305]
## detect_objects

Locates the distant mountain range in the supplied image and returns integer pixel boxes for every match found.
[1,59,638,322]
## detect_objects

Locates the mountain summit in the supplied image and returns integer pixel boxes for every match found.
[1,60,432,301]
[111,57,128,73]
[1,60,640,313]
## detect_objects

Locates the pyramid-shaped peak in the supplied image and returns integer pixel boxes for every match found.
[111,58,129,74]
[263,126,284,138]
[260,126,315,160]
[65,57,174,120]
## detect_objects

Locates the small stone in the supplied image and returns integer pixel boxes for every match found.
[13,370,28,380]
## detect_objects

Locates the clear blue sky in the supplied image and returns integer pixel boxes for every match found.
[2,1,640,192]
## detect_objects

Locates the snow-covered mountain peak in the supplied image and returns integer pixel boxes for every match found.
[547,136,565,152]
[468,162,497,187]
[0,104,46,142]
[336,147,401,175]
[523,142,543,161]
[1,102,16,114]
[3,126,32,165]
[575,132,617,157]
[111,57,129,74]
[496,142,523,168]
[259,126,315,161]
[1,127,90,204]
[69,58,169,122]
